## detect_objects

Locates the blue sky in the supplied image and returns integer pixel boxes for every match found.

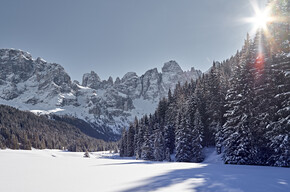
[0,0,267,81]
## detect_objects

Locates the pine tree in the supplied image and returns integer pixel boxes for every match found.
[135,124,144,159]
[153,131,165,161]
[263,0,290,166]
[223,35,257,164]
[165,147,171,162]
[141,120,154,160]
[157,98,168,126]
[266,119,290,167]
[164,89,177,154]
[207,62,222,147]
[11,134,19,149]
[191,110,204,162]
[119,129,127,157]
[22,132,31,150]
[250,29,275,164]
[265,54,290,166]
[163,124,175,154]
[195,79,208,147]
[215,123,223,154]
[126,124,135,157]
[133,117,139,157]
[175,106,193,162]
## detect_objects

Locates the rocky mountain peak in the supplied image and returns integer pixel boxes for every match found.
[35,57,46,64]
[190,67,196,72]
[82,71,101,88]
[162,60,183,74]
[121,72,138,82]
[115,77,121,84]
[0,49,33,62]
[144,68,158,76]
[107,76,114,86]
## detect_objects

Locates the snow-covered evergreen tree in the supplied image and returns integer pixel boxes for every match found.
[126,124,135,157]
[175,107,193,162]
[153,131,165,161]
[191,110,204,162]
[164,89,177,154]
[195,79,208,147]
[215,122,223,154]
[119,129,127,157]
[135,117,147,159]
[165,147,171,162]
[141,119,154,160]
[223,35,257,164]
[263,0,290,167]
[207,62,222,146]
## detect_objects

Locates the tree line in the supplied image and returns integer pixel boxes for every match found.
[0,104,117,152]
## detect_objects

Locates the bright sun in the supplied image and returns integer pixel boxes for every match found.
[252,10,272,29]
[244,1,274,33]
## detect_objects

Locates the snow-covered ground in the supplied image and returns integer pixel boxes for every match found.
[0,149,289,192]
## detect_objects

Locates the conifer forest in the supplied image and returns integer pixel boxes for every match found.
[120,0,290,167]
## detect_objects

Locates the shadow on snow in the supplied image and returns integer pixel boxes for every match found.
[115,163,290,192]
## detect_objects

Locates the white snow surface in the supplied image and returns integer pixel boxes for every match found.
[0,149,289,192]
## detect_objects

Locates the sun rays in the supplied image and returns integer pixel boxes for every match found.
[242,0,276,38]
[245,0,274,32]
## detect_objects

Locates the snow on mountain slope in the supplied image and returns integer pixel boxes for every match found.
[0,49,201,138]
[0,149,289,192]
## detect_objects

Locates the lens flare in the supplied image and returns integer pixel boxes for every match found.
[251,10,272,30]
[255,53,264,71]
[243,0,275,34]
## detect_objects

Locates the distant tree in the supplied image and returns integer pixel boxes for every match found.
[21,132,31,150]
[84,150,90,158]
[11,134,19,149]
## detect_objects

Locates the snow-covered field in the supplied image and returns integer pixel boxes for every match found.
[0,149,289,192]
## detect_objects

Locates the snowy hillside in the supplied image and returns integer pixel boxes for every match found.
[0,149,289,192]
[0,49,201,139]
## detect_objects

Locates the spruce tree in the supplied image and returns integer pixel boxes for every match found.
[126,124,135,157]
[191,110,204,162]
[164,89,177,154]
[265,55,290,166]
[135,124,144,159]
[207,62,222,147]
[119,129,127,157]
[175,107,193,162]
[153,131,165,161]
[141,120,154,160]
[165,147,171,162]
[223,35,257,164]
[263,0,290,166]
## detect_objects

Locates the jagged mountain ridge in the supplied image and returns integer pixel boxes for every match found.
[0,49,201,140]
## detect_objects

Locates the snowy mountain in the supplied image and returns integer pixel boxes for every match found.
[0,49,201,140]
